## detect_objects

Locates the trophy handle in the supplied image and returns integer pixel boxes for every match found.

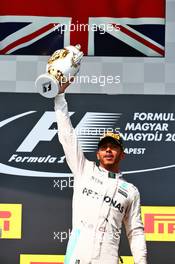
[35,73,59,98]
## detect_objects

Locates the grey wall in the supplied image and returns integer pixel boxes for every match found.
[0,0,174,95]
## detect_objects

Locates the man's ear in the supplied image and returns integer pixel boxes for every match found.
[120,151,126,160]
[96,151,100,160]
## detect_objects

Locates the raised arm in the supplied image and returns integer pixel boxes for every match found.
[123,189,147,264]
[54,92,86,178]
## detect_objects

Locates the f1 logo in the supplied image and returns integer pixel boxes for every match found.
[0,204,22,239]
[20,255,64,264]
[142,206,175,241]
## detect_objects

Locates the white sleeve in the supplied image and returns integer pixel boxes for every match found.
[54,93,86,177]
[123,189,147,264]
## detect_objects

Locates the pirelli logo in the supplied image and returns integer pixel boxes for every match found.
[141,206,175,241]
[20,255,64,264]
[0,203,22,239]
[20,255,133,264]
[120,256,134,264]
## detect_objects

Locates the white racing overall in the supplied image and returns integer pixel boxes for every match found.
[55,94,147,264]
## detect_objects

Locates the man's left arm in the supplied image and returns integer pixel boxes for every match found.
[123,189,147,264]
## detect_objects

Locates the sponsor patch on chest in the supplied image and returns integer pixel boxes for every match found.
[90,175,103,185]
[118,188,128,198]
[104,196,124,213]
[82,187,125,214]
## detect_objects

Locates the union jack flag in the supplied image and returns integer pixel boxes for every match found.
[0,0,165,56]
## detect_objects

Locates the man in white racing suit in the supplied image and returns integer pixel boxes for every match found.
[54,84,147,264]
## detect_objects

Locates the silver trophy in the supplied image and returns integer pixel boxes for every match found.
[35,44,83,98]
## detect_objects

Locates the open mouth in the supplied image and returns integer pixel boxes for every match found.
[104,155,114,160]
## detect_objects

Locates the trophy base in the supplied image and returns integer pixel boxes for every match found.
[35,74,59,98]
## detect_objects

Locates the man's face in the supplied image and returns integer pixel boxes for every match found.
[97,141,125,167]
